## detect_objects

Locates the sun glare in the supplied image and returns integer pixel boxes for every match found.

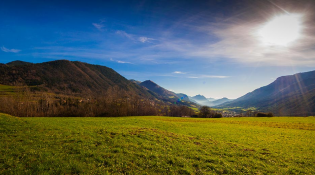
[258,13,303,46]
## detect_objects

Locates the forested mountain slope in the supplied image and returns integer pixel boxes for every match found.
[0,60,155,98]
[219,70,315,116]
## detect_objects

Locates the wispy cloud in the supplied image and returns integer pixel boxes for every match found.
[200,20,315,66]
[92,23,104,31]
[116,30,155,44]
[1,46,21,53]
[187,75,229,79]
[130,9,315,67]
[110,58,132,64]
[34,13,315,67]
[153,17,315,66]
[117,60,130,64]
[32,46,176,65]
[138,36,154,43]
[171,71,229,79]
[116,30,135,40]
[173,71,186,74]
[119,70,229,79]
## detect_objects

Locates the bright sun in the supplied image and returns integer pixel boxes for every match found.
[258,13,303,46]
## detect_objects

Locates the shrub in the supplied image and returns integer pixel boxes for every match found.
[213,113,223,118]
[267,112,274,117]
[256,112,274,117]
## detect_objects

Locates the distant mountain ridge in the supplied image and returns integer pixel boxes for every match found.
[138,80,198,107]
[140,80,177,97]
[219,70,315,116]
[189,95,233,107]
[211,97,233,106]
[189,95,212,106]
[207,98,216,101]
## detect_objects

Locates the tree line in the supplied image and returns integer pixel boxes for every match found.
[0,86,197,117]
[0,86,274,118]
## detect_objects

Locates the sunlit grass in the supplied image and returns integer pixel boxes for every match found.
[1,114,314,174]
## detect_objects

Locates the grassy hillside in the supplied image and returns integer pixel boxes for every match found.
[1,114,314,174]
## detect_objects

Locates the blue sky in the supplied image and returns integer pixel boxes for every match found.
[1,0,315,99]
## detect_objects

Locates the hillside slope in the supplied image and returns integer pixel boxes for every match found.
[140,80,177,97]
[0,60,155,98]
[6,60,32,66]
[219,70,315,116]
[139,80,198,107]
[211,98,233,106]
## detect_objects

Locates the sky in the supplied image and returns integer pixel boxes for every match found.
[1,0,315,99]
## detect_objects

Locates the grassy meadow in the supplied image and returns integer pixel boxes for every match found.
[1,114,315,174]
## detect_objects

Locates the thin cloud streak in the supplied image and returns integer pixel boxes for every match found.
[139,37,154,43]
[116,30,135,40]
[110,58,133,64]
[160,72,229,79]
[116,30,155,44]
[32,45,180,65]
[1,46,21,53]
[187,75,229,79]
[119,70,229,79]
[173,71,186,74]
[92,23,104,31]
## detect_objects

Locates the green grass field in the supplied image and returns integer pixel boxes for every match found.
[1,114,314,174]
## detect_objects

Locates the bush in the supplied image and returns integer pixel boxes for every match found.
[256,112,273,117]
[267,112,274,117]
[213,113,223,118]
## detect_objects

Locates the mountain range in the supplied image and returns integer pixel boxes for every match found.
[0,60,197,108]
[189,95,233,107]
[1,60,315,116]
[219,70,315,116]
